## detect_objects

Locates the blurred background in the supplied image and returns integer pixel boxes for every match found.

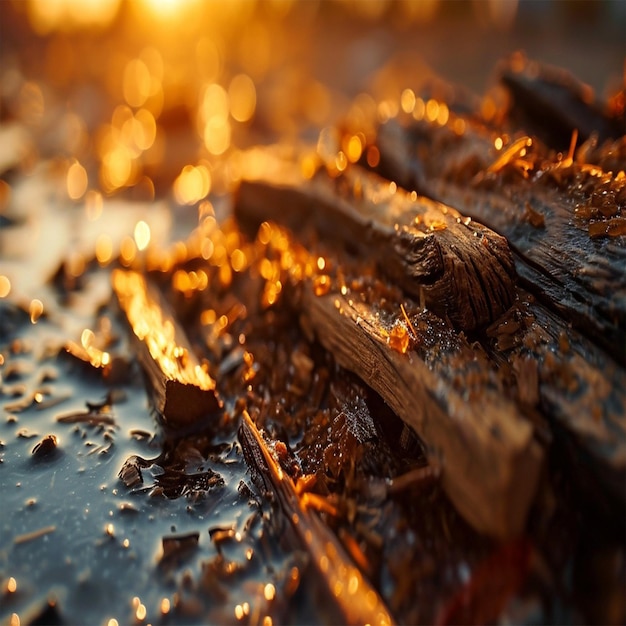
[1,0,624,205]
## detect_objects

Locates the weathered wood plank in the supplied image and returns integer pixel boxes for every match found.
[112,269,222,431]
[498,53,625,151]
[374,117,626,363]
[297,286,542,538]
[232,147,626,530]
[235,159,516,331]
[483,290,626,508]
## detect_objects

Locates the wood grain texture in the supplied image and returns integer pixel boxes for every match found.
[297,287,543,539]
[239,410,395,626]
[375,118,626,363]
[235,159,516,331]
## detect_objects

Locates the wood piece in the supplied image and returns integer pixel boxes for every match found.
[374,117,626,363]
[112,269,221,430]
[238,410,395,626]
[297,287,543,539]
[484,291,626,508]
[235,164,625,514]
[235,157,516,331]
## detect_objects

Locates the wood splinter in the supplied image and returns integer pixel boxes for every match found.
[239,410,395,626]
[113,269,222,430]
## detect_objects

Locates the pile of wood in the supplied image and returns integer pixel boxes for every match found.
[113,54,625,624]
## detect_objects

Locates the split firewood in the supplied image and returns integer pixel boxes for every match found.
[374,116,626,363]
[232,154,541,538]
[232,149,626,531]
[238,410,395,626]
[112,269,222,431]
[235,156,516,331]
[295,287,543,539]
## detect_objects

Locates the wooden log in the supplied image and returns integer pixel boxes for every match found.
[239,410,395,626]
[295,286,543,539]
[232,149,626,528]
[234,157,516,332]
[374,117,626,363]
[112,269,222,431]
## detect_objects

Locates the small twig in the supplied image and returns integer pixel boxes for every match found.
[14,525,56,545]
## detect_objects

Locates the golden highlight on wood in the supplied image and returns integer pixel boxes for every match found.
[113,269,221,429]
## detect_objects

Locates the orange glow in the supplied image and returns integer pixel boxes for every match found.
[123,59,152,108]
[67,160,88,200]
[135,602,146,621]
[174,164,212,205]
[346,135,363,163]
[481,96,497,121]
[139,0,201,21]
[453,118,466,135]
[199,84,229,127]
[204,117,231,156]
[228,74,256,123]
[335,151,347,172]
[264,583,276,601]
[26,0,121,33]
[101,145,133,190]
[366,146,380,168]
[96,235,113,265]
[134,220,151,251]
[400,88,416,114]
[29,299,44,324]
[487,136,532,173]
[0,276,11,298]
[120,236,137,266]
[300,153,318,179]
[134,109,157,151]
[436,102,449,126]
[113,269,217,392]
[413,97,425,121]
[425,99,439,122]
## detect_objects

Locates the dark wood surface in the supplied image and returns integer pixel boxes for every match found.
[236,162,516,331]
[233,148,626,537]
[375,118,626,364]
